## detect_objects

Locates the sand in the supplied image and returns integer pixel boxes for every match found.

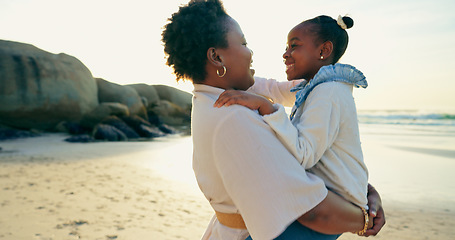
[338,125,455,240]
[0,135,212,240]
[1,125,454,239]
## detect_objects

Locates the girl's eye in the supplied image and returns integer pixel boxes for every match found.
[285,44,298,51]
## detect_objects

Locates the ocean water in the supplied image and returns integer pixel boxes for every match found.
[357,109,455,137]
[356,110,455,210]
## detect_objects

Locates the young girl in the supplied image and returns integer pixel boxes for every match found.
[215,15,372,237]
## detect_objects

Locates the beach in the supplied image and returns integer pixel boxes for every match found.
[0,135,211,240]
[1,118,455,239]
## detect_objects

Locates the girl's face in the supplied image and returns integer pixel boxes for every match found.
[217,18,255,90]
[283,24,323,81]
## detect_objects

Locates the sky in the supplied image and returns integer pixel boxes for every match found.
[1,0,454,111]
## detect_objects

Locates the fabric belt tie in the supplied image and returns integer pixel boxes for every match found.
[215,211,247,229]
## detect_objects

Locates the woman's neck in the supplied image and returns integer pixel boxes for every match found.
[199,77,230,90]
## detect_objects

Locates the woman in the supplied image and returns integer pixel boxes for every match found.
[162,0,384,239]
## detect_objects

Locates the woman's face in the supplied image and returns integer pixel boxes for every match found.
[217,18,255,90]
[283,24,322,81]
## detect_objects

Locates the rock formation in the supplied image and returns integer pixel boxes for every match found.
[0,40,98,130]
[0,40,192,142]
[96,78,147,119]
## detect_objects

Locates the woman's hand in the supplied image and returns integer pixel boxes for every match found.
[363,184,386,236]
[214,90,276,116]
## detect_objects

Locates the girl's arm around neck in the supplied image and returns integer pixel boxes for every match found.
[248,76,304,107]
[214,90,277,116]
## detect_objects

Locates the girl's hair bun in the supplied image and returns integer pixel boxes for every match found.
[342,16,354,29]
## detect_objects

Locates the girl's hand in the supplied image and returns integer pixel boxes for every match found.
[214,90,276,116]
[363,184,386,237]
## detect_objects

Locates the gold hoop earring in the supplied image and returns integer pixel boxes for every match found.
[217,66,226,77]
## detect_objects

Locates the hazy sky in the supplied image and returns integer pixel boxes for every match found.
[1,0,454,110]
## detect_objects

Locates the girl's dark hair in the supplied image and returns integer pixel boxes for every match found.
[162,0,230,83]
[302,15,354,64]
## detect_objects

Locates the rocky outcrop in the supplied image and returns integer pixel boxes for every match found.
[80,102,130,128]
[0,124,40,141]
[0,39,192,142]
[150,100,191,126]
[96,78,147,119]
[92,124,128,142]
[120,115,165,138]
[128,84,160,108]
[0,40,98,130]
[129,84,192,127]
[100,116,140,139]
[153,85,192,111]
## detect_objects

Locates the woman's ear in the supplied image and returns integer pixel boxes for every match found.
[207,47,224,67]
[320,41,334,60]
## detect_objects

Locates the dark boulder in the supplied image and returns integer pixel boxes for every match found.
[92,124,128,142]
[80,102,129,128]
[101,116,140,139]
[55,121,89,135]
[120,115,165,138]
[158,124,177,134]
[0,124,40,141]
[128,84,160,108]
[138,125,166,138]
[153,85,192,111]
[96,78,147,119]
[151,100,191,126]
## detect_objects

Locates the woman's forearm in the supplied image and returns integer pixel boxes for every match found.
[297,191,364,234]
